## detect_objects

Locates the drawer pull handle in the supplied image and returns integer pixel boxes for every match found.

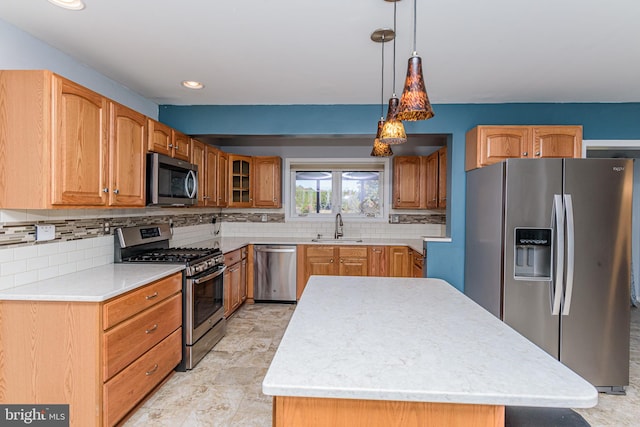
[146,292,159,300]
[146,364,159,376]
[145,324,158,334]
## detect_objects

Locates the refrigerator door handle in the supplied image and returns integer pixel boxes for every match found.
[551,194,564,315]
[562,194,575,316]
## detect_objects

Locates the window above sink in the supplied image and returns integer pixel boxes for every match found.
[285,158,390,222]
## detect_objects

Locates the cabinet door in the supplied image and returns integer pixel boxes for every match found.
[229,155,253,207]
[240,258,248,303]
[368,246,389,277]
[338,246,368,276]
[172,130,191,161]
[411,250,424,278]
[147,119,171,156]
[388,246,411,277]
[190,139,207,206]
[437,147,447,209]
[205,146,219,207]
[51,76,109,206]
[223,268,231,318]
[393,156,422,208]
[466,126,531,171]
[217,151,229,207]
[425,152,439,209]
[533,126,582,159]
[109,102,146,207]
[304,246,337,285]
[253,156,282,208]
[231,263,242,312]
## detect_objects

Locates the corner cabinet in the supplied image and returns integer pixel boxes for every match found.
[0,272,183,427]
[465,125,583,171]
[0,70,145,209]
[393,153,446,210]
[227,155,282,208]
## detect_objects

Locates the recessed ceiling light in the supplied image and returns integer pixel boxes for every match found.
[181,81,205,90]
[47,0,85,11]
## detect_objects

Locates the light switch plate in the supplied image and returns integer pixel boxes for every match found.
[36,224,56,241]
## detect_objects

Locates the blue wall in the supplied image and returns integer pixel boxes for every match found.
[160,103,640,291]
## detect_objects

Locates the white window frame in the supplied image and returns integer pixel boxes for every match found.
[284,157,391,222]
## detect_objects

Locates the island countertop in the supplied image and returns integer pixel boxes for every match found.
[262,276,597,408]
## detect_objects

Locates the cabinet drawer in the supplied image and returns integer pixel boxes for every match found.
[104,328,182,427]
[103,293,181,380]
[306,246,335,257]
[337,246,367,258]
[103,272,182,330]
[225,248,242,265]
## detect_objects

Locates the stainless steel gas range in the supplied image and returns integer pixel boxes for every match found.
[115,224,225,371]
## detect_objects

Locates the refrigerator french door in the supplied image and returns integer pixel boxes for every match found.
[465,158,632,392]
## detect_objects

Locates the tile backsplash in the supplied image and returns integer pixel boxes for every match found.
[0,207,445,291]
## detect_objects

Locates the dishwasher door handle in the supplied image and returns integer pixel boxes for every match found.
[254,248,296,253]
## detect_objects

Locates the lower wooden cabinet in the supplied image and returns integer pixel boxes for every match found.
[224,246,248,317]
[297,245,421,297]
[0,272,183,427]
[411,249,425,278]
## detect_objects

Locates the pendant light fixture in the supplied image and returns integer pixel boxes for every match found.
[397,0,434,121]
[370,28,394,157]
[380,0,407,145]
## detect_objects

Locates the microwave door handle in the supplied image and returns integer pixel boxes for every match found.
[551,194,564,315]
[562,194,575,316]
[185,170,197,199]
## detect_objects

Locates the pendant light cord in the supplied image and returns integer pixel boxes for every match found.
[380,34,385,119]
[412,0,417,55]
[392,1,397,97]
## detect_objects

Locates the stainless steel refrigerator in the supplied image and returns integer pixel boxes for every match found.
[465,158,632,393]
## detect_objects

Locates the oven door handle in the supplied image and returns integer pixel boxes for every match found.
[192,265,226,284]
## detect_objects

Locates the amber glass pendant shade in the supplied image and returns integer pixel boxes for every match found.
[397,55,434,121]
[371,139,394,157]
[371,119,393,157]
[380,97,407,145]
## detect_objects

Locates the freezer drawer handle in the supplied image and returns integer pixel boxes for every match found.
[551,194,564,316]
[562,194,575,316]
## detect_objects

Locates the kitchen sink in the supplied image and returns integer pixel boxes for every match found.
[311,238,363,243]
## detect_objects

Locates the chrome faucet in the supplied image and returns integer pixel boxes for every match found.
[334,213,344,239]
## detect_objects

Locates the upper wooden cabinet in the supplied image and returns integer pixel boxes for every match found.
[253,156,282,208]
[108,102,147,207]
[465,125,583,171]
[147,119,190,161]
[393,153,446,210]
[229,154,253,207]
[227,155,282,208]
[191,139,219,207]
[0,70,145,209]
[217,151,229,207]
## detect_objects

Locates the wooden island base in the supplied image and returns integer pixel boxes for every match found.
[272,396,505,427]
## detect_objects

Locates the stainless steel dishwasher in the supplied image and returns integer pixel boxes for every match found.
[254,245,297,302]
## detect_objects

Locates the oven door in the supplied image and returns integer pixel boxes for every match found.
[186,265,225,345]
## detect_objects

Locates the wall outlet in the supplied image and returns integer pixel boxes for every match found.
[391,215,400,223]
[261,214,268,222]
[35,224,56,241]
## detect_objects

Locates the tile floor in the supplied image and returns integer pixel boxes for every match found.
[125,304,639,427]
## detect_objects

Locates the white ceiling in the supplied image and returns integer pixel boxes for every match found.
[1,0,638,106]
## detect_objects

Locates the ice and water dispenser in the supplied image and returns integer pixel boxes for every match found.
[513,228,552,280]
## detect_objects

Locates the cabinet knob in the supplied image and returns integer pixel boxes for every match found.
[330,259,334,263]
[522,152,528,156]
[113,189,120,194]
[103,188,109,193]
[535,151,541,156]
[273,198,277,202]
[340,259,344,263]
[175,144,179,149]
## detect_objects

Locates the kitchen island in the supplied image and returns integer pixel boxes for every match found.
[262,276,597,427]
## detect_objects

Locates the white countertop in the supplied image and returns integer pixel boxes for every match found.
[0,264,185,302]
[262,276,598,408]
[210,237,428,255]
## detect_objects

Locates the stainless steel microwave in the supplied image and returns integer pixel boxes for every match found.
[146,153,198,206]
